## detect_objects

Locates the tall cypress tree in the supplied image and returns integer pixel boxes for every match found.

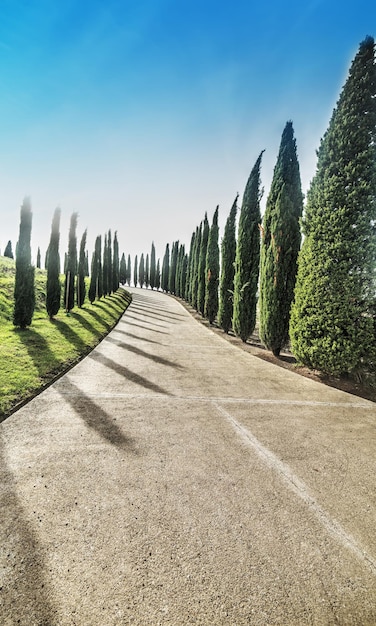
[64,212,78,312]
[204,206,220,324]
[259,122,303,356]
[233,151,264,342]
[185,231,196,302]
[192,224,202,309]
[112,231,119,292]
[150,242,156,289]
[197,213,210,315]
[219,195,238,333]
[133,254,138,287]
[77,229,87,307]
[89,245,98,304]
[145,253,149,288]
[127,254,132,286]
[102,233,109,296]
[161,244,170,291]
[13,197,35,328]
[119,253,126,284]
[155,259,161,290]
[169,241,179,295]
[290,37,376,375]
[46,207,61,318]
[139,253,145,288]
[107,230,112,295]
[36,247,41,269]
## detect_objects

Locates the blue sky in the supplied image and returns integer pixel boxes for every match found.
[0,0,374,265]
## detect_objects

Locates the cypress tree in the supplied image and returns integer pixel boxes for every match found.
[4,240,14,259]
[197,213,210,315]
[13,197,35,328]
[169,241,179,295]
[219,194,238,333]
[259,122,303,356]
[290,37,376,375]
[89,249,98,304]
[127,254,132,286]
[145,253,149,288]
[133,254,138,287]
[89,235,102,302]
[46,207,61,319]
[185,231,195,302]
[77,229,87,307]
[150,242,156,289]
[233,151,264,342]
[119,253,127,284]
[192,224,202,309]
[64,212,78,312]
[204,206,220,324]
[155,259,161,290]
[85,251,89,276]
[161,244,170,292]
[112,231,119,292]
[102,233,109,296]
[139,254,145,288]
[107,230,112,294]
[44,246,49,269]
[181,253,188,299]
[176,243,185,297]
[36,246,41,268]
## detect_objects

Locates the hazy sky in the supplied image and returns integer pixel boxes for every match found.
[0,0,374,265]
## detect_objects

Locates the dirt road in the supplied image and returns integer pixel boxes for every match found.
[1,287,376,625]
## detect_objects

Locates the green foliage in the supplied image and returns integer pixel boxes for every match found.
[112,231,120,292]
[233,152,264,342]
[139,253,145,288]
[161,244,169,291]
[46,207,62,318]
[145,253,150,288]
[89,235,102,303]
[119,252,127,284]
[126,254,131,286]
[191,224,202,309]
[259,122,303,356]
[103,233,109,296]
[197,213,209,315]
[4,240,13,259]
[185,231,195,301]
[168,241,179,295]
[204,206,220,324]
[133,254,138,287]
[36,246,41,269]
[77,229,87,307]
[219,195,238,333]
[150,242,156,289]
[64,212,78,312]
[290,37,376,376]
[155,259,161,290]
[13,197,35,328]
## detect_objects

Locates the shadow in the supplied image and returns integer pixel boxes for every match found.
[84,307,112,330]
[129,303,181,323]
[96,298,121,314]
[69,311,102,339]
[53,319,88,353]
[123,312,168,329]
[88,352,172,396]
[105,335,183,369]
[131,299,186,317]
[15,327,61,377]
[0,433,57,624]
[55,377,138,451]
[119,319,169,335]
[111,329,162,345]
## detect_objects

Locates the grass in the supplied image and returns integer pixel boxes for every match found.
[0,256,132,419]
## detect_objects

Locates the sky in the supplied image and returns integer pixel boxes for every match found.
[0,0,374,265]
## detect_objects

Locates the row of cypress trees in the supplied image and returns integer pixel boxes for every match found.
[12,203,125,326]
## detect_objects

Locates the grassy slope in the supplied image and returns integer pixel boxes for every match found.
[0,256,131,419]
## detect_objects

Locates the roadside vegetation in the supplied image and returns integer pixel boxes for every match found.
[0,256,131,419]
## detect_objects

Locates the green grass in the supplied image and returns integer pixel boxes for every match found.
[0,256,132,419]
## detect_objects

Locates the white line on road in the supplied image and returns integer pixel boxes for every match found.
[214,401,376,575]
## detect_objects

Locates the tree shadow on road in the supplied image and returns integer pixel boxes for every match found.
[111,329,162,345]
[0,433,57,624]
[118,319,169,335]
[88,352,172,396]
[124,312,168,329]
[129,303,180,324]
[105,335,182,369]
[55,377,138,451]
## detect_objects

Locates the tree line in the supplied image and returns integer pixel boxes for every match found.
[5,37,376,378]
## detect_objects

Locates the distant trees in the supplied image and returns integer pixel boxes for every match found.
[112,231,119,292]
[133,255,138,287]
[150,242,156,289]
[219,195,238,333]
[89,235,102,303]
[259,122,303,356]
[119,253,127,285]
[46,207,62,319]
[13,198,35,328]
[4,240,13,259]
[233,152,264,342]
[161,244,170,292]
[139,253,145,288]
[36,247,41,269]
[197,213,209,315]
[290,36,376,375]
[127,254,131,286]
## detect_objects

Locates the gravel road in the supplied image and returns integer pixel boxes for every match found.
[1,287,376,625]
